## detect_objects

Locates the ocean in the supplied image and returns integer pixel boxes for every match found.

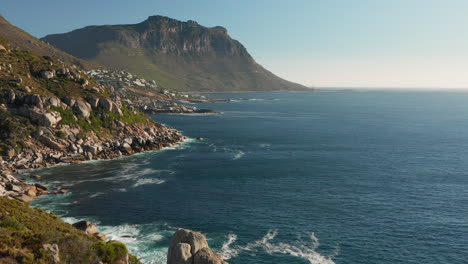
[27,91,467,264]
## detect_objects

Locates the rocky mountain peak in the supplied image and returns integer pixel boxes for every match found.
[41,15,307,92]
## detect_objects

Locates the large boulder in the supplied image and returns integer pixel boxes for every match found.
[40,70,55,79]
[168,229,208,258]
[99,98,114,112]
[83,144,99,155]
[43,244,60,264]
[73,100,92,118]
[193,247,228,264]
[62,97,76,108]
[19,106,62,127]
[56,68,69,76]
[47,97,61,107]
[24,94,43,108]
[170,243,192,264]
[39,135,65,151]
[86,97,100,109]
[72,220,98,234]
[72,220,107,241]
[167,229,227,264]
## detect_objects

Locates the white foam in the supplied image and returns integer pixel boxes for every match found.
[218,230,337,264]
[19,137,194,184]
[232,150,245,160]
[219,233,238,259]
[98,223,174,264]
[89,192,105,198]
[133,178,166,187]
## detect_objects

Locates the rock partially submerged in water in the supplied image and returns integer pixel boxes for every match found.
[167,229,228,264]
[0,172,48,202]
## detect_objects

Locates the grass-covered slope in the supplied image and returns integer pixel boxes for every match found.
[42,16,309,92]
[0,197,140,264]
[0,15,99,70]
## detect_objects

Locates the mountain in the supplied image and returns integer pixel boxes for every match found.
[0,15,184,177]
[0,15,97,69]
[41,15,308,92]
[0,15,189,263]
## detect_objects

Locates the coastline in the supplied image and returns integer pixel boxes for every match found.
[186,89,314,94]
[0,123,185,202]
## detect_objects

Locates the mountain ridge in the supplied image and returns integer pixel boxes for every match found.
[0,15,99,69]
[42,16,309,92]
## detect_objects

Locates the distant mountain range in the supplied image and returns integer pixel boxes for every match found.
[42,16,308,92]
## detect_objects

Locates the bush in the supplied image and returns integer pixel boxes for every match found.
[0,197,142,264]
[0,216,25,231]
[94,241,129,263]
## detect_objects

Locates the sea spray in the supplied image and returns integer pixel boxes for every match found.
[219,230,338,264]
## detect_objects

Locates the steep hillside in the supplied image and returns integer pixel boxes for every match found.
[0,19,186,263]
[42,16,308,92]
[0,15,98,69]
[0,19,183,174]
[0,197,140,264]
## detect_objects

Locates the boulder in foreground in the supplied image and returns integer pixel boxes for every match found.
[167,228,228,264]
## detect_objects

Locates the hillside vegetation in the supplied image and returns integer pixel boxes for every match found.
[0,197,140,264]
[0,15,98,70]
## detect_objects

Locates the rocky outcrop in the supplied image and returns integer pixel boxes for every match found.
[72,220,107,241]
[143,102,218,114]
[40,70,55,79]
[98,98,113,112]
[193,248,227,264]
[43,244,60,264]
[0,172,48,203]
[167,229,228,264]
[1,86,185,173]
[18,106,62,127]
[39,134,65,151]
[73,99,92,117]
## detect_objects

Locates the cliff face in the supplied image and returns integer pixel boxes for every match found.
[42,16,308,92]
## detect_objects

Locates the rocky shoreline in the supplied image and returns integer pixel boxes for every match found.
[0,125,184,202]
[141,102,219,114]
[0,22,227,264]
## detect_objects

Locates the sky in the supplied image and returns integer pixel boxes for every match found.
[2,0,468,89]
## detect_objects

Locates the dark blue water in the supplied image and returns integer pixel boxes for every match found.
[29,91,468,264]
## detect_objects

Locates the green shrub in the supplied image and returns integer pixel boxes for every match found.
[49,105,77,126]
[129,254,142,264]
[0,216,25,231]
[94,241,129,263]
[56,130,67,139]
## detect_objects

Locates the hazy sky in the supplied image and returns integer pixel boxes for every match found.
[2,0,468,89]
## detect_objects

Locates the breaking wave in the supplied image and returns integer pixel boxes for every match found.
[58,217,175,264]
[219,230,338,264]
[98,223,176,264]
